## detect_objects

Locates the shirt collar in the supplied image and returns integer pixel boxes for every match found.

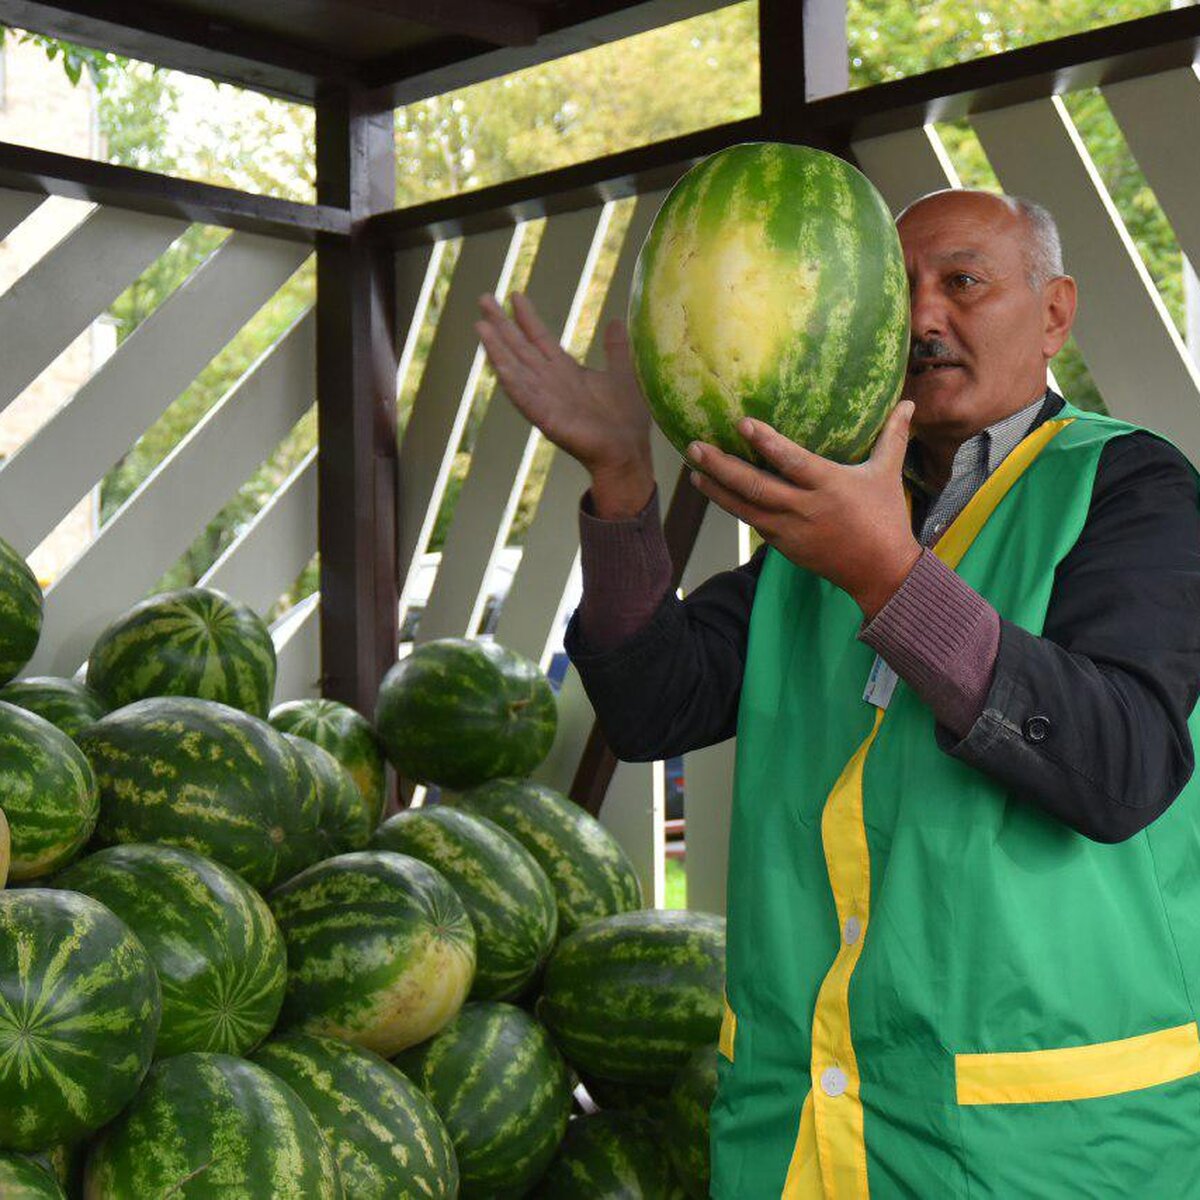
[903,389,1051,497]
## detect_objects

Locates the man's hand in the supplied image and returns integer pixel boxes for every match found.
[476,292,655,518]
[688,403,922,619]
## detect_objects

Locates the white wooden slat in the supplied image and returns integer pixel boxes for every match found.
[29,314,315,677]
[0,207,187,419]
[417,207,609,644]
[851,125,961,215]
[495,191,669,665]
[271,593,321,703]
[397,242,446,401]
[0,190,44,242]
[971,97,1200,458]
[200,448,317,616]
[1103,67,1200,282]
[0,234,311,557]
[397,227,526,611]
[678,506,743,916]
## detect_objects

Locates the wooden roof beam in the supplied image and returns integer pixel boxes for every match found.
[339,0,542,47]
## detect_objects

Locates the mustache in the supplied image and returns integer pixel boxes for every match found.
[909,338,961,366]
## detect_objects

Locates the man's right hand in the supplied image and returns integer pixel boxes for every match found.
[475,292,656,519]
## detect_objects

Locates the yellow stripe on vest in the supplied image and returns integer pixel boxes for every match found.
[956,1021,1200,1106]
[719,995,737,1062]
[782,1090,823,1198]
[791,415,1076,1198]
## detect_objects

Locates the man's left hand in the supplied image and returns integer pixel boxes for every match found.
[687,401,922,620]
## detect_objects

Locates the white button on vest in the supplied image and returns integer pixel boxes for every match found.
[843,916,862,945]
[821,1067,849,1098]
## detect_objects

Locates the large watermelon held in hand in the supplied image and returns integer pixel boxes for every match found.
[269,850,475,1056]
[537,909,725,1087]
[628,142,910,465]
[451,778,642,937]
[86,586,276,717]
[0,677,108,742]
[0,889,160,1152]
[0,701,98,882]
[54,844,287,1058]
[371,806,557,1001]
[83,1052,342,1199]
[79,696,323,891]
[533,1113,688,1199]
[252,1032,459,1200]
[394,1001,574,1199]
[269,697,387,829]
[0,537,41,687]
[375,638,557,789]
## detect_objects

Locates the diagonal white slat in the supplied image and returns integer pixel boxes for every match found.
[0,206,187,419]
[200,448,317,616]
[29,314,316,677]
[0,233,312,557]
[851,125,961,215]
[971,97,1200,458]
[678,506,745,916]
[495,190,669,666]
[1103,66,1200,284]
[272,593,322,704]
[417,206,610,644]
[396,226,526,614]
[0,190,44,243]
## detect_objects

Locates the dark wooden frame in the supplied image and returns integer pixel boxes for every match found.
[0,0,1197,809]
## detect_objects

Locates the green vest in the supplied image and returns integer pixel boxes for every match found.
[710,406,1200,1198]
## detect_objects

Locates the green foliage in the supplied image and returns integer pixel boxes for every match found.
[2,28,127,88]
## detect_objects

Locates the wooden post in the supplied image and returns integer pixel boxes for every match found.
[314,85,400,722]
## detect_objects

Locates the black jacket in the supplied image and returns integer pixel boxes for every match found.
[565,395,1200,843]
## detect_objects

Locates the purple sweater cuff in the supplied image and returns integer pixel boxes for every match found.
[577,485,673,651]
[859,549,1000,737]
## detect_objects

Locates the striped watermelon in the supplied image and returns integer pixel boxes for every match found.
[375,638,557,789]
[270,850,475,1056]
[533,1113,688,1199]
[0,1155,65,1199]
[0,701,98,882]
[451,779,642,936]
[82,1052,342,1199]
[0,677,108,741]
[537,910,725,1086]
[252,1032,459,1200]
[54,844,286,1058]
[628,142,910,465]
[86,586,276,717]
[0,537,41,686]
[20,1145,80,1196]
[371,806,557,1000]
[285,733,373,857]
[664,1045,718,1199]
[581,1074,673,1124]
[394,1001,573,1198]
[0,890,160,1152]
[270,698,387,829]
[79,696,324,891]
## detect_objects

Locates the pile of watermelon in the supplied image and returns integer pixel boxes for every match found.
[0,533,722,1198]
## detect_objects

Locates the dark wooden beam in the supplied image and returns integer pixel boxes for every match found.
[0,138,348,241]
[340,0,542,47]
[570,465,709,816]
[0,0,354,101]
[759,0,847,141]
[368,115,765,248]
[315,85,401,725]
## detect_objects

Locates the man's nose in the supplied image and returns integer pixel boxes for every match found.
[909,278,948,339]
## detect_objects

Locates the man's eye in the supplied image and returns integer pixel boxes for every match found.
[950,273,979,289]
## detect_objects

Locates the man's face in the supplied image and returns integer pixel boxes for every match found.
[896,192,1058,444]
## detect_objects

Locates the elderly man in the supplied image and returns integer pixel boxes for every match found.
[476,188,1200,1196]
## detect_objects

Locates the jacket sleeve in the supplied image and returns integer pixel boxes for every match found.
[935,431,1200,842]
[564,545,767,761]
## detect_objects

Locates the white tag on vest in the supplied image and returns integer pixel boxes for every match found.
[863,654,899,710]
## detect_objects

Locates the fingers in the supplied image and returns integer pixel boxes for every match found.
[737,419,830,485]
[476,294,544,375]
[868,400,915,469]
[511,292,563,360]
[688,441,792,515]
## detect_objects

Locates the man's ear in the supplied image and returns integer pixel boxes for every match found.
[1042,275,1077,359]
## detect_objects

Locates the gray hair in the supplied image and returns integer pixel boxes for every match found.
[1005,196,1065,290]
